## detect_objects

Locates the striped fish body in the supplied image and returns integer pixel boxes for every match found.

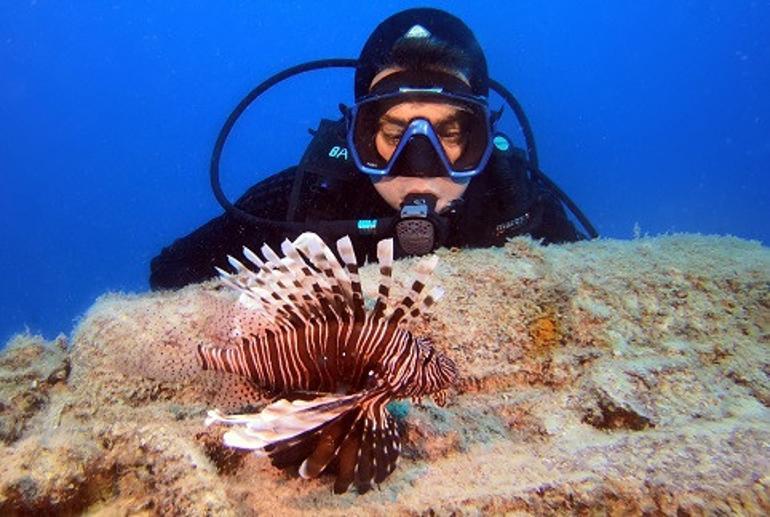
[201,308,414,394]
[202,233,456,494]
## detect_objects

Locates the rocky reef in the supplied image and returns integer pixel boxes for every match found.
[1,234,768,515]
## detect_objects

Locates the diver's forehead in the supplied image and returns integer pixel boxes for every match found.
[380,101,465,124]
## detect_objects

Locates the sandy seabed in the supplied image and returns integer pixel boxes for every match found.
[1,234,769,516]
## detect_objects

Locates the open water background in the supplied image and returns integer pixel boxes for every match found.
[1,1,768,344]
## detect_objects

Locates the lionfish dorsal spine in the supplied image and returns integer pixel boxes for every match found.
[383,254,440,327]
[242,245,265,268]
[371,238,394,320]
[291,234,353,317]
[278,240,325,321]
[226,255,253,279]
[335,236,366,320]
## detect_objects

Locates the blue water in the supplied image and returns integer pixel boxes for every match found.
[2,1,769,345]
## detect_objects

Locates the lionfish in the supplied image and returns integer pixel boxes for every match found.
[202,232,457,494]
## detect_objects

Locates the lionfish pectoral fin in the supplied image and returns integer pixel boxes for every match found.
[369,408,400,488]
[339,404,401,494]
[297,407,359,480]
[293,394,400,495]
[206,392,362,455]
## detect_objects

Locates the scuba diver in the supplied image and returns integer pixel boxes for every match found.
[149,7,597,290]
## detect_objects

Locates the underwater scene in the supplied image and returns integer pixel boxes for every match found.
[1,1,769,514]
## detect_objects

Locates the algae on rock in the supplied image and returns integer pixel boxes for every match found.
[1,234,769,515]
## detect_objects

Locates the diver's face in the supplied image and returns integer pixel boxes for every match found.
[374,102,468,164]
[371,101,471,212]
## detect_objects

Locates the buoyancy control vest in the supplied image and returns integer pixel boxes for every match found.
[282,116,566,253]
[209,59,598,253]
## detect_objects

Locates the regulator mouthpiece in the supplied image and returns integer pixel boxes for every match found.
[395,194,438,256]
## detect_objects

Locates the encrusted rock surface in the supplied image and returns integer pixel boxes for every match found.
[0,333,69,445]
[1,234,768,515]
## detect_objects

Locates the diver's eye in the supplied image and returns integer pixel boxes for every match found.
[436,117,468,146]
[378,122,405,146]
[382,131,403,145]
[439,130,465,145]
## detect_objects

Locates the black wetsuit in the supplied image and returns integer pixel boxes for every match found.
[150,118,582,290]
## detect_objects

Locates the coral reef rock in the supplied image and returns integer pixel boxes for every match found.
[1,234,769,515]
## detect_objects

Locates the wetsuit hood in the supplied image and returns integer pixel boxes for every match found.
[354,8,489,100]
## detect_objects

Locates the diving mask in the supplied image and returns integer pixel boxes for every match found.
[345,80,497,180]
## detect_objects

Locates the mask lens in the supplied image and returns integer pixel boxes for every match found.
[349,92,491,176]
[448,104,490,172]
[351,99,390,169]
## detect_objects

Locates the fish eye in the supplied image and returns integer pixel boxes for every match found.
[424,348,434,365]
